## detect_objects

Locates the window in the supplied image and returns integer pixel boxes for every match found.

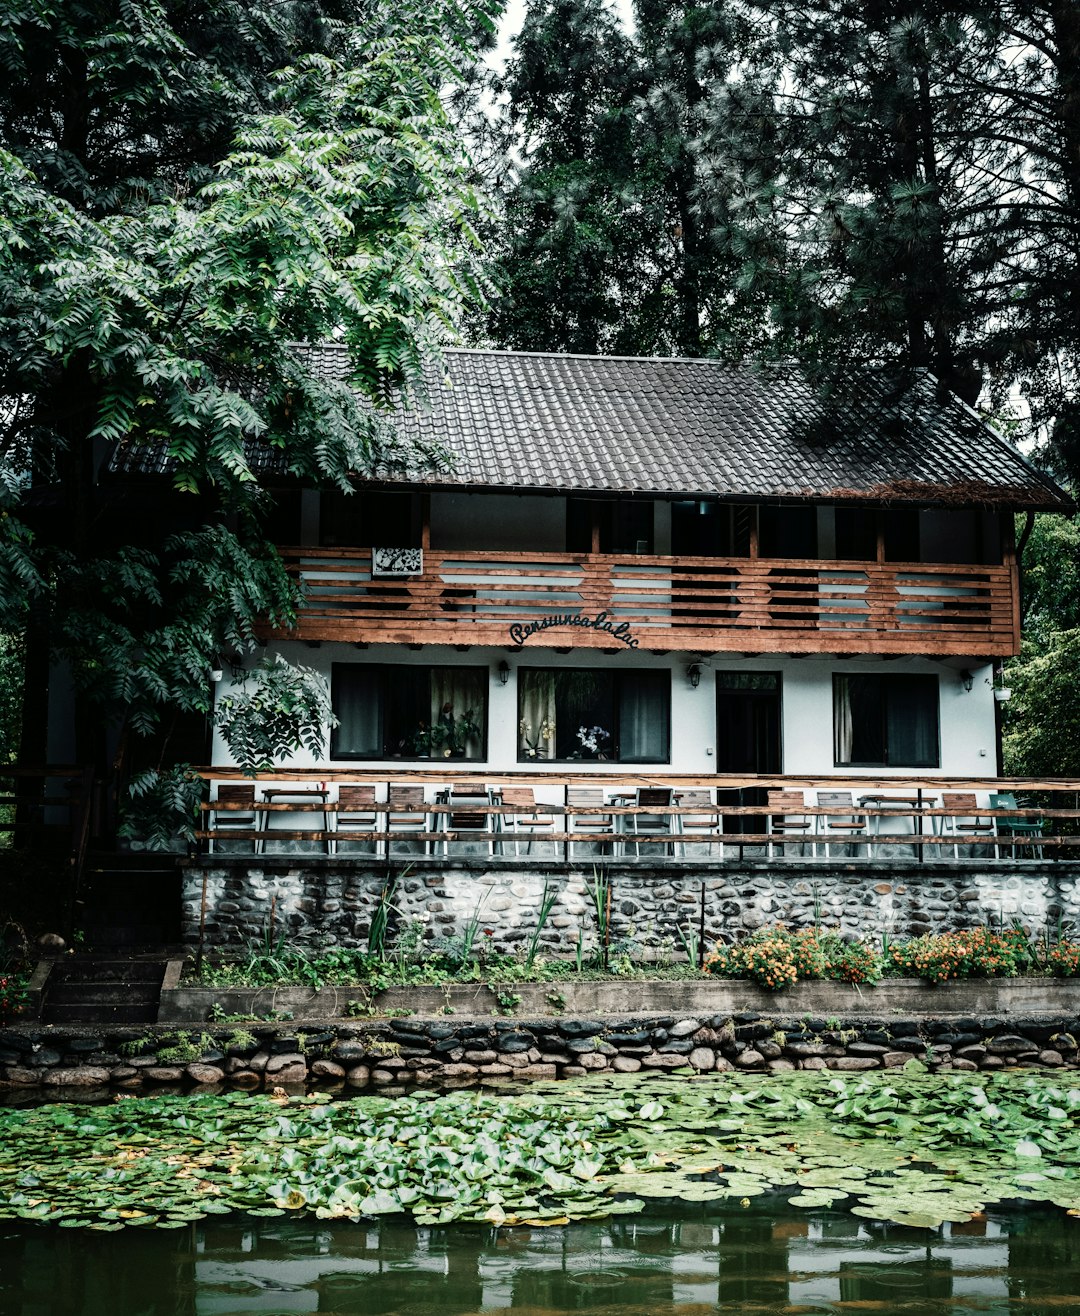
[566,498,654,553]
[518,668,669,762]
[833,674,939,767]
[759,504,817,558]
[331,665,487,760]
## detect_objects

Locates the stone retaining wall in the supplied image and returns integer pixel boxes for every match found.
[184,857,1080,952]
[4,1009,1079,1092]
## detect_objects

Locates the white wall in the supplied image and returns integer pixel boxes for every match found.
[210,643,997,779]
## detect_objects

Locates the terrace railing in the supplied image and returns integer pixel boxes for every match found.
[272,547,1020,657]
[193,769,1080,861]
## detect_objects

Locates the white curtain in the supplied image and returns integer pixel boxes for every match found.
[834,676,854,764]
[518,671,557,760]
[619,672,668,761]
[430,668,485,759]
[333,668,381,756]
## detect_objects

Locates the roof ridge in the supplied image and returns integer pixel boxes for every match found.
[440,346,745,366]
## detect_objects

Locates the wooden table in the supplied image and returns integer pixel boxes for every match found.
[261,788,331,852]
[857,792,940,857]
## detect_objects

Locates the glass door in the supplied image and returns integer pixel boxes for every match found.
[715,672,782,838]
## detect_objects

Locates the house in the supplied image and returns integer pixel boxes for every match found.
[202,347,1065,784]
[51,347,1080,950]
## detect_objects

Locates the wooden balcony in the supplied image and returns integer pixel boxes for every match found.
[273,547,1021,656]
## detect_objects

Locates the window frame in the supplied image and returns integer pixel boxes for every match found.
[516,666,672,764]
[330,663,489,762]
[832,672,940,769]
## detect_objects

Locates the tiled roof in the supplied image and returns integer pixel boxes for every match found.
[113,345,1072,509]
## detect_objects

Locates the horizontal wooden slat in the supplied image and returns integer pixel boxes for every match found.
[268,546,1018,655]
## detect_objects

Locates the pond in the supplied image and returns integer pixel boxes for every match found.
[2,1201,1079,1313]
[4,1069,1080,1311]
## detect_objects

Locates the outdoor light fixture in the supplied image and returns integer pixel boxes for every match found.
[498,660,511,686]
[687,662,702,689]
[960,669,974,692]
[210,669,224,683]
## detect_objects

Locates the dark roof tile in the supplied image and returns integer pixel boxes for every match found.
[111,346,1071,510]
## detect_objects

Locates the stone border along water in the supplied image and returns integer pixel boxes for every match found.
[2,1007,1079,1091]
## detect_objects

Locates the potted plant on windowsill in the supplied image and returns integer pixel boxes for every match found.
[432,704,481,759]
[575,725,611,760]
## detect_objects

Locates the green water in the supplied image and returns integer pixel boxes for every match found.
[2,1202,1079,1314]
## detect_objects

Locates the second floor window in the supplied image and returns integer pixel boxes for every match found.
[331,664,487,760]
[834,673,939,768]
[518,668,670,762]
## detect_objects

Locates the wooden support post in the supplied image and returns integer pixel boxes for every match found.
[698,881,706,968]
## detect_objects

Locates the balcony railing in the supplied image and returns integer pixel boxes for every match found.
[194,769,1079,862]
[273,547,1020,655]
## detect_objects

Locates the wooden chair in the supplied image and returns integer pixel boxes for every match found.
[766,790,813,858]
[938,792,997,858]
[386,785,432,855]
[500,787,556,856]
[677,790,722,857]
[209,784,262,854]
[262,786,332,854]
[990,791,1046,859]
[435,787,495,856]
[330,785,383,857]
[626,787,678,857]
[566,788,614,858]
[814,791,868,857]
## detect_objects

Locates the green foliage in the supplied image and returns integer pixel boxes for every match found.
[214,654,335,773]
[493,987,521,1014]
[525,876,558,969]
[1003,631,1080,778]
[0,630,22,766]
[118,765,203,851]
[886,927,1034,984]
[0,967,29,1024]
[8,1071,1080,1231]
[0,0,496,808]
[187,943,704,992]
[485,0,767,357]
[818,934,883,987]
[368,868,402,958]
[705,926,882,989]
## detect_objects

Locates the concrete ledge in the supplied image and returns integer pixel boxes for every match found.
[158,976,1080,1024]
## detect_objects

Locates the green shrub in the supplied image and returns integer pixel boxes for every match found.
[887,927,1033,983]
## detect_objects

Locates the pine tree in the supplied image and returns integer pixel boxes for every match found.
[723,2,1007,402]
[482,0,651,354]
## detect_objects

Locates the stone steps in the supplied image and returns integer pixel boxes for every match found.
[41,958,167,1025]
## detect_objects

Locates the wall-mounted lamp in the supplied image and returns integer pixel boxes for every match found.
[687,662,702,689]
[959,669,974,693]
[210,669,224,684]
[497,660,511,686]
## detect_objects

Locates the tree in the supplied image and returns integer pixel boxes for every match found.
[0,0,496,805]
[483,0,774,357]
[711,2,1015,402]
[1004,512,1080,777]
[962,2,1080,481]
[481,0,652,354]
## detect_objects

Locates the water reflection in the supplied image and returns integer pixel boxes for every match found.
[1,1201,1078,1314]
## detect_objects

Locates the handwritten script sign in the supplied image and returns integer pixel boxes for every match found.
[508,611,639,648]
